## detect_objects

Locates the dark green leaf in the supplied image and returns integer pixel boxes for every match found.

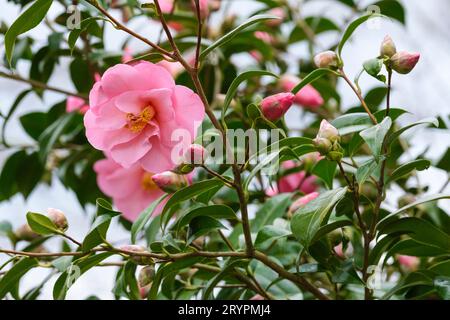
[312,159,337,189]
[360,117,392,160]
[387,159,431,183]
[131,195,167,243]
[26,212,60,235]
[0,258,39,299]
[291,69,336,94]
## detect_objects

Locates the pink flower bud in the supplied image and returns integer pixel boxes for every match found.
[390,51,420,74]
[313,137,332,155]
[380,35,396,58]
[266,7,285,27]
[397,255,420,270]
[15,224,39,241]
[249,50,263,63]
[289,192,319,213]
[185,144,208,165]
[317,119,340,143]
[119,245,154,265]
[260,92,295,121]
[314,50,339,69]
[66,96,89,114]
[295,85,324,109]
[254,31,275,45]
[152,171,188,193]
[47,208,68,231]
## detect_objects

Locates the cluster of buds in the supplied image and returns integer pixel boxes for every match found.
[313,50,340,69]
[313,120,343,161]
[381,35,420,74]
[260,92,295,121]
[119,244,154,265]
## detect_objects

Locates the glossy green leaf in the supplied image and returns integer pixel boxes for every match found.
[131,194,168,243]
[251,193,292,232]
[291,187,348,248]
[291,69,336,94]
[26,212,60,235]
[387,117,439,144]
[312,159,337,189]
[5,0,53,65]
[254,225,291,249]
[222,70,277,121]
[359,117,392,160]
[203,259,248,299]
[0,258,39,299]
[161,179,225,227]
[387,159,431,183]
[175,204,237,230]
[338,13,384,56]
[378,194,450,228]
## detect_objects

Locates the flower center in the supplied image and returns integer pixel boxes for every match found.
[141,172,158,192]
[126,106,155,133]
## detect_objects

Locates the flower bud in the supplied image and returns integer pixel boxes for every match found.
[289,192,319,214]
[317,120,340,143]
[47,208,68,231]
[119,245,154,265]
[15,224,39,242]
[302,152,322,172]
[138,266,155,288]
[152,171,188,193]
[397,255,420,270]
[380,35,396,58]
[314,50,339,69]
[185,144,208,166]
[327,151,343,162]
[260,92,295,121]
[390,51,420,74]
[313,137,332,155]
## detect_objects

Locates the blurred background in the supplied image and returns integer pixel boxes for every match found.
[1,0,449,299]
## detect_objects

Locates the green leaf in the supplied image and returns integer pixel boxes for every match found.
[19,112,47,141]
[291,187,348,248]
[26,212,60,235]
[254,225,291,250]
[387,117,439,144]
[0,258,39,299]
[356,158,379,186]
[379,217,450,251]
[251,194,292,232]
[373,0,405,24]
[222,70,278,121]
[382,272,433,300]
[5,0,53,65]
[363,58,384,82]
[0,150,27,200]
[332,108,407,136]
[359,116,392,160]
[188,216,226,244]
[131,195,168,243]
[377,194,450,228]
[291,69,336,94]
[175,204,237,230]
[149,257,204,299]
[38,112,79,162]
[200,14,279,59]
[312,159,337,189]
[429,260,450,277]
[387,159,431,183]
[338,13,384,56]
[437,148,450,171]
[384,239,448,258]
[53,252,113,300]
[161,179,225,227]
[82,214,116,252]
[1,90,32,145]
[369,234,398,265]
[312,219,352,243]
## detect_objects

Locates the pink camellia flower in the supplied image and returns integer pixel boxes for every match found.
[157,60,184,78]
[260,92,295,121]
[158,0,174,13]
[94,156,166,221]
[66,96,89,114]
[289,192,319,213]
[84,61,205,173]
[267,160,318,196]
[397,255,420,270]
[266,7,285,27]
[279,75,324,109]
[390,51,420,74]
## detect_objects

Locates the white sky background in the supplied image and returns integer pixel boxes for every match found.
[0,0,450,299]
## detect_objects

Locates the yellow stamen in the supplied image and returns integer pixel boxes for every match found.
[141,172,158,191]
[126,106,156,133]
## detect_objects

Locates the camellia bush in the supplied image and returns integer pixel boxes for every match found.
[0,0,449,300]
